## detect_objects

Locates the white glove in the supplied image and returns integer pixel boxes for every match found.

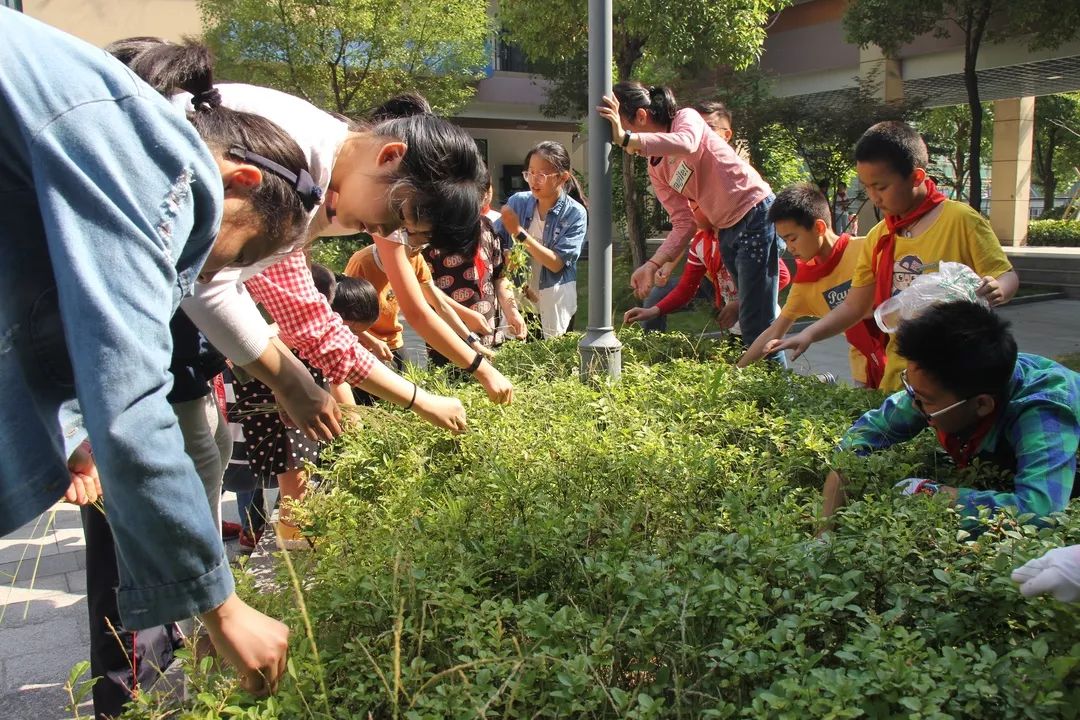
[1011,545,1080,602]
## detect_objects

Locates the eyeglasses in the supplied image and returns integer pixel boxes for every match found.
[522,170,560,183]
[901,369,970,422]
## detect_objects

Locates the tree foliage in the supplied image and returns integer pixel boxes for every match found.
[1033,93,1080,215]
[915,103,993,202]
[844,0,1080,213]
[497,0,791,266]
[198,0,491,117]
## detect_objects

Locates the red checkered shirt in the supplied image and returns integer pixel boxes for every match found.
[245,249,375,386]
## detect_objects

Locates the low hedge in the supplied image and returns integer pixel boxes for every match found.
[123,331,1080,719]
[1027,220,1080,247]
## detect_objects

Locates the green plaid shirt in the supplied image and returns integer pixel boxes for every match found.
[841,353,1080,520]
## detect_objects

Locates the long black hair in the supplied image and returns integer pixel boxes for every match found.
[612,81,678,129]
[524,141,588,210]
[108,38,320,258]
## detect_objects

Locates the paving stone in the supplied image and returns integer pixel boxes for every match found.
[0,683,88,720]
[3,646,88,695]
[0,536,62,566]
[65,571,87,594]
[0,547,83,584]
[0,591,85,630]
[0,616,81,661]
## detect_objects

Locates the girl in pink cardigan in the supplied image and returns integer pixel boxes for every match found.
[599,82,785,355]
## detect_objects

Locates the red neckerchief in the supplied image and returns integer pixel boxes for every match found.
[792,233,886,387]
[794,233,850,283]
[935,411,999,469]
[862,178,946,387]
[474,247,488,289]
[871,178,947,310]
[698,229,726,310]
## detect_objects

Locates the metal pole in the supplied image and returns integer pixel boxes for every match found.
[578,0,622,381]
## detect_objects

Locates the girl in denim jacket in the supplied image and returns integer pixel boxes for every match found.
[0,8,330,698]
[496,141,589,338]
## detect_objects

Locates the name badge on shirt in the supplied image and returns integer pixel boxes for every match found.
[670,161,693,194]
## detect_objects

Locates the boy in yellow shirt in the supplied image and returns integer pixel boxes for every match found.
[739,183,886,386]
[768,121,1018,391]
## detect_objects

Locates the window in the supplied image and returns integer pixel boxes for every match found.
[494,34,535,73]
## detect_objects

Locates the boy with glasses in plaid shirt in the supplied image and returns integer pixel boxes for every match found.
[818,301,1080,534]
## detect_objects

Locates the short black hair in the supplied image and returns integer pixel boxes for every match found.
[310,263,337,302]
[854,120,929,178]
[693,100,732,126]
[896,300,1017,398]
[332,274,380,326]
[768,183,831,230]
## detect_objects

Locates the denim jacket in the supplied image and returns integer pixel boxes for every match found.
[495,191,587,290]
[0,9,233,629]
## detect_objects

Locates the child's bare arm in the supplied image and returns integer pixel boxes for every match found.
[738,314,796,368]
[767,284,874,361]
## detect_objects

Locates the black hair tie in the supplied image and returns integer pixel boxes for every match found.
[192,87,222,111]
[228,146,324,212]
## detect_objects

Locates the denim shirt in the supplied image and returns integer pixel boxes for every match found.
[495,191,587,290]
[0,9,233,629]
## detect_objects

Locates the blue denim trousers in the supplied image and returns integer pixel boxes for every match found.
[718,195,785,363]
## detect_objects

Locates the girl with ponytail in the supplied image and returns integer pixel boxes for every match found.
[113,38,514,427]
[599,81,785,356]
[1,10,299,702]
[494,140,588,338]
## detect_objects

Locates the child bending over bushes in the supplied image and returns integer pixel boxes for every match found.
[820,301,1080,534]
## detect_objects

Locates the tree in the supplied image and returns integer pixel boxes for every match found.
[1033,93,1080,214]
[916,103,992,202]
[497,0,791,268]
[198,0,491,117]
[767,77,922,212]
[843,0,1080,213]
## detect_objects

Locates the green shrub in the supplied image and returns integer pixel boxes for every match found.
[1027,220,1080,247]
[124,332,1080,720]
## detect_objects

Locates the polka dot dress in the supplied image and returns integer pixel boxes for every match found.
[230,361,324,478]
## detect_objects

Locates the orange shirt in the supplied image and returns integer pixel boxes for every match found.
[343,245,431,349]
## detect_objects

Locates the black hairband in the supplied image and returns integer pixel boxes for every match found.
[228,146,324,212]
[192,88,221,111]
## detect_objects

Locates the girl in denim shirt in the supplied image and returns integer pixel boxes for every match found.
[496,141,588,338]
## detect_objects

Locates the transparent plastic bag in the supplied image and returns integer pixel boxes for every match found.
[874,261,988,333]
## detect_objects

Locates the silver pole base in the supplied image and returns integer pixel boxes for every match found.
[577,329,622,382]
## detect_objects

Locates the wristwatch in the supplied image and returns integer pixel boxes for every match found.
[514,229,528,242]
[466,332,480,346]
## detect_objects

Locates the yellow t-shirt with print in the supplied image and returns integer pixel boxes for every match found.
[852,200,1013,391]
[782,235,867,384]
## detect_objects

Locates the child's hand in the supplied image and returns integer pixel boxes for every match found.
[413,391,468,434]
[623,306,660,325]
[630,262,658,299]
[500,206,521,237]
[765,331,811,360]
[507,309,528,340]
[64,441,101,506]
[716,301,740,330]
[596,95,625,146]
[358,333,394,363]
[976,275,1006,306]
[655,261,677,286]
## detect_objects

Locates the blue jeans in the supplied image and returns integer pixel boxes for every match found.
[718,195,785,363]
[237,488,268,536]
